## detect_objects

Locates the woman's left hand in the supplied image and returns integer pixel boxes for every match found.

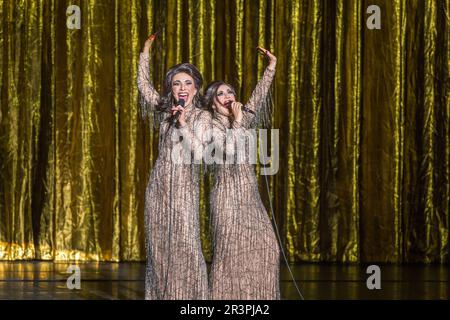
[257,46,277,69]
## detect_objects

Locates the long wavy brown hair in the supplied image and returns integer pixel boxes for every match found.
[203,81,237,113]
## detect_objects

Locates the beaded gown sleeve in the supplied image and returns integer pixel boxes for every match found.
[137,52,168,126]
[240,66,276,129]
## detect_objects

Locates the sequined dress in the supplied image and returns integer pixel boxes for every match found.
[137,52,210,300]
[209,67,281,299]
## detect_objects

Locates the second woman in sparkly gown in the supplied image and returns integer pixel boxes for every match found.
[204,47,280,299]
[137,35,211,299]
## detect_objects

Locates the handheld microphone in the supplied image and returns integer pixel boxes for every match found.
[242,106,255,115]
[225,101,255,115]
[172,99,186,125]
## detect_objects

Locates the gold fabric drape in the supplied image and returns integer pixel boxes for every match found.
[0,0,448,263]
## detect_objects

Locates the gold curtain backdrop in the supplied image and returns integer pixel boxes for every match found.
[0,0,448,263]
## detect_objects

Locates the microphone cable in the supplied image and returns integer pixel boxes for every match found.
[260,133,305,300]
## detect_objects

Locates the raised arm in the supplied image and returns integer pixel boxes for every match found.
[137,34,160,118]
[242,47,277,127]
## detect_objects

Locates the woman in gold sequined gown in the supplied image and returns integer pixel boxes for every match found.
[137,34,211,300]
[204,47,280,299]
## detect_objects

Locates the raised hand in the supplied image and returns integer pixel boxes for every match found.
[143,32,158,54]
[257,46,277,69]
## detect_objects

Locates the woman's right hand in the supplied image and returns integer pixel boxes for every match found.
[143,33,157,53]
[230,102,244,123]
[171,105,187,127]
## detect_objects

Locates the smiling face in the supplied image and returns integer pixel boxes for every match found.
[171,72,197,107]
[213,84,236,117]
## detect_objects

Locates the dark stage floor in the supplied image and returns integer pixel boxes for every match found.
[0,262,448,300]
